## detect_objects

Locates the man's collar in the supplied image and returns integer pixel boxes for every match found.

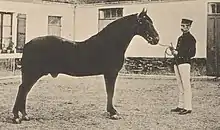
[182,31,190,35]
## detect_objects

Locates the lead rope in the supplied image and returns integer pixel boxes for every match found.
[158,43,173,60]
[159,43,183,86]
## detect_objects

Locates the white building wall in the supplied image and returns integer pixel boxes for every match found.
[0,0,75,43]
[125,1,206,58]
[0,0,207,58]
[74,6,99,41]
[75,0,207,58]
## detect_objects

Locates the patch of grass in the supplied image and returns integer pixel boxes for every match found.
[0,75,219,130]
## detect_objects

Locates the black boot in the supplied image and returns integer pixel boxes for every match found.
[171,107,184,112]
[179,109,192,115]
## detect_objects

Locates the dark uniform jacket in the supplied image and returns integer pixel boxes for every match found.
[174,32,196,65]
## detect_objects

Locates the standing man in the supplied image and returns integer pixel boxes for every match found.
[170,18,196,115]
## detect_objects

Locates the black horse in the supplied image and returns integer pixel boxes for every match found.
[12,8,159,124]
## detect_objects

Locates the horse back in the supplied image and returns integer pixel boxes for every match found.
[21,36,124,76]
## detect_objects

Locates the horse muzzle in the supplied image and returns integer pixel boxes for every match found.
[148,36,159,45]
[154,36,160,44]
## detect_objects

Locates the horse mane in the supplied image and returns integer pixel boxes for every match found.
[84,13,138,43]
[99,14,137,34]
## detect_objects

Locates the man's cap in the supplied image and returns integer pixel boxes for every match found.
[181,18,193,25]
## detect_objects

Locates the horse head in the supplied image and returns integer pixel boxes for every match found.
[136,8,159,45]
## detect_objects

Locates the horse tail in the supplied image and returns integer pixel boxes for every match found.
[20,40,33,73]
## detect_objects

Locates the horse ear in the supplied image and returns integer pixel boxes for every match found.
[138,8,145,17]
[138,8,148,18]
[144,7,147,13]
[142,8,145,13]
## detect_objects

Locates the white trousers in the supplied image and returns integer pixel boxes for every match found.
[174,63,192,110]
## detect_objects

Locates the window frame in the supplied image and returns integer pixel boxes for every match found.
[98,8,123,20]
[48,15,62,36]
[208,2,220,15]
[0,12,13,51]
[16,13,26,53]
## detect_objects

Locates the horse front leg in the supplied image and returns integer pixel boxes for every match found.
[104,73,121,120]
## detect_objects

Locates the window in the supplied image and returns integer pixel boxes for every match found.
[98,8,123,31]
[48,16,61,36]
[99,8,123,20]
[0,12,13,53]
[16,14,26,53]
[208,2,220,14]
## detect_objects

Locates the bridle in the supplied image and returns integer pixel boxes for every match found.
[136,13,173,58]
[136,15,157,44]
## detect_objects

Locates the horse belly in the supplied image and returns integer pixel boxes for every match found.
[63,60,104,76]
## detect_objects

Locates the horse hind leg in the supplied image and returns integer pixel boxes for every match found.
[12,73,41,124]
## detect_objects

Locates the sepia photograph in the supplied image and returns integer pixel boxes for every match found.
[0,0,219,129]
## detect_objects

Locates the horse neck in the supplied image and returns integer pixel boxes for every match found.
[116,29,135,54]
[101,15,137,54]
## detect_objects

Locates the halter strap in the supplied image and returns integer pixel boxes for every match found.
[136,13,153,26]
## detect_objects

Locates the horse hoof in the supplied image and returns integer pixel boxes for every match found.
[110,114,121,120]
[13,118,21,124]
[22,115,30,121]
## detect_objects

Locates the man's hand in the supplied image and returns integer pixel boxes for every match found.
[172,50,178,56]
[168,46,177,56]
[169,46,175,51]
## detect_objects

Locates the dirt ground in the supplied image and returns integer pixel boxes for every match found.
[0,74,219,130]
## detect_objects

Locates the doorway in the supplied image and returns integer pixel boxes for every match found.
[207,2,220,76]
